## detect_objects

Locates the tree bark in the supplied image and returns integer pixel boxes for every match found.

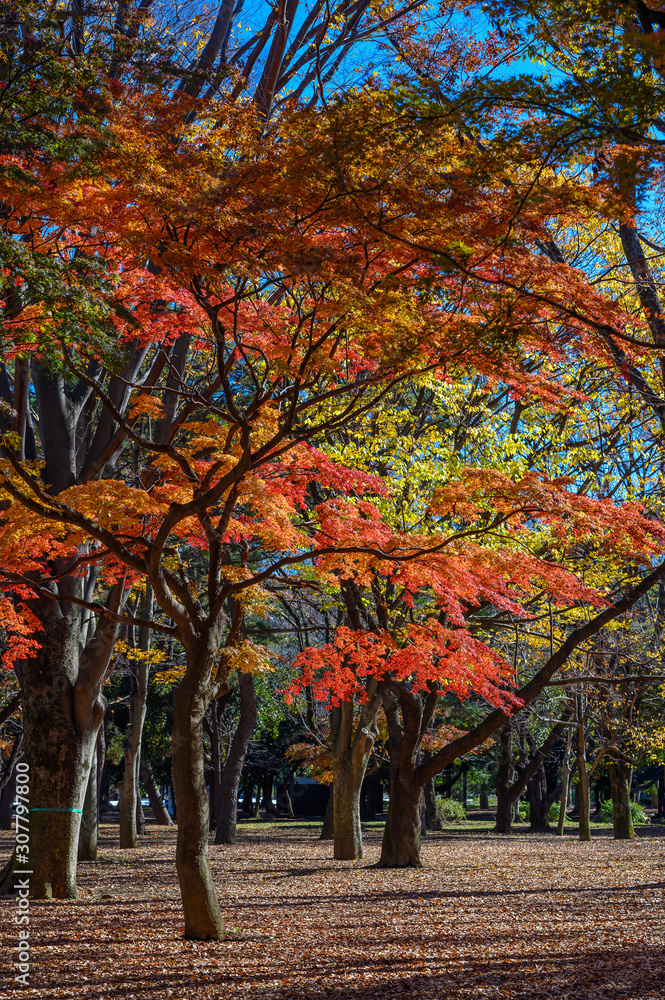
[0,761,17,830]
[141,760,173,826]
[214,671,257,845]
[377,685,433,868]
[423,777,441,831]
[527,755,552,833]
[96,720,107,823]
[118,587,152,849]
[556,731,573,836]
[333,752,366,860]
[172,649,224,940]
[379,766,423,867]
[607,761,635,840]
[136,792,146,835]
[0,591,118,898]
[576,695,591,842]
[320,785,334,840]
[494,723,515,834]
[78,742,98,860]
[241,781,254,815]
[331,697,379,861]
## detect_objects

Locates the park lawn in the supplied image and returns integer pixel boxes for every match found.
[1,822,664,999]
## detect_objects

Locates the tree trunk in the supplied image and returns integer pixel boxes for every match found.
[136,792,146,835]
[241,781,254,814]
[527,757,550,833]
[278,777,295,818]
[172,664,224,940]
[494,723,515,834]
[576,698,591,842]
[169,777,177,821]
[330,697,378,861]
[379,769,423,867]
[424,777,441,831]
[118,590,152,848]
[78,743,98,861]
[261,774,276,815]
[96,720,107,823]
[556,734,573,836]
[607,761,635,840]
[333,752,366,860]
[141,760,173,826]
[0,763,17,830]
[0,601,100,899]
[320,786,334,840]
[214,671,257,845]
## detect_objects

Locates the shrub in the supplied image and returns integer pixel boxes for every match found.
[592,800,648,825]
[548,801,563,823]
[435,796,467,823]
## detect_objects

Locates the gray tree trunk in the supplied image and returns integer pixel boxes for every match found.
[608,761,635,840]
[320,786,334,840]
[331,698,379,861]
[172,638,225,940]
[118,586,152,849]
[0,760,18,830]
[576,695,591,842]
[78,743,98,860]
[1,590,118,899]
[141,760,173,825]
[214,671,257,845]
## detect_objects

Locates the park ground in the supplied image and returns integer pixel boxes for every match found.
[1,820,665,1000]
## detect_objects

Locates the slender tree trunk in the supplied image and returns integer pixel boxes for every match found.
[576,697,591,842]
[494,723,515,834]
[0,763,17,830]
[320,786,334,840]
[166,778,176,822]
[556,732,573,836]
[607,761,635,840]
[278,776,295,818]
[119,588,152,848]
[424,777,440,831]
[527,758,550,833]
[241,781,254,814]
[78,743,98,861]
[261,774,276,815]
[141,761,173,826]
[215,671,257,845]
[96,720,106,823]
[136,792,146,835]
[172,659,224,940]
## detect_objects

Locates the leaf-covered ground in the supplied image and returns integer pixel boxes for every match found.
[2,821,665,999]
